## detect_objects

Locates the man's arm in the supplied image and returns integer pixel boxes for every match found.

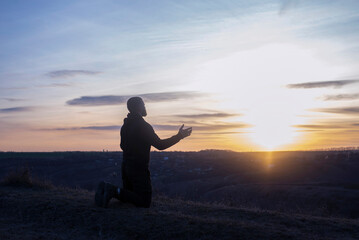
[146,124,192,150]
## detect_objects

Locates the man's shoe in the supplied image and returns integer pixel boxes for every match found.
[94,181,105,207]
[103,182,118,208]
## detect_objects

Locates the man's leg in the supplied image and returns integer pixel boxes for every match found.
[102,165,152,208]
[119,188,152,208]
[102,162,132,208]
[94,181,106,207]
[119,167,152,208]
[121,162,133,191]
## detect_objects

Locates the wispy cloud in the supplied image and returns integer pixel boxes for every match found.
[42,125,120,131]
[322,93,359,101]
[153,122,250,132]
[1,98,24,102]
[46,121,249,132]
[67,91,205,106]
[0,107,32,113]
[37,83,73,88]
[175,112,239,119]
[80,125,120,130]
[287,80,359,89]
[279,0,298,15]
[47,70,101,78]
[295,129,322,132]
[313,106,359,115]
[0,87,28,90]
[293,124,346,129]
[196,131,245,135]
[193,122,250,131]
[42,121,248,133]
[67,96,127,106]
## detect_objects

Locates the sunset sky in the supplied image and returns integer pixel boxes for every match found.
[1,0,359,151]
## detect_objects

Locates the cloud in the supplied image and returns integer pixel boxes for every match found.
[152,124,179,131]
[279,0,298,15]
[0,87,28,90]
[67,96,127,106]
[37,83,73,88]
[1,98,24,102]
[43,122,248,133]
[175,112,240,119]
[47,70,101,78]
[0,107,32,113]
[153,122,250,132]
[196,131,245,135]
[322,93,359,101]
[293,124,346,129]
[287,80,359,89]
[43,125,121,131]
[81,125,120,130]
[67,91,205,106]
[313,107,359,115]
[41,121,249,134]
[295,129,322,132]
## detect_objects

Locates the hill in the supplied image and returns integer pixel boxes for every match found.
[0,178,358,239]
[1,151,359,219]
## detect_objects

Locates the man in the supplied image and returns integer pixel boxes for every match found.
[95,96,192,208]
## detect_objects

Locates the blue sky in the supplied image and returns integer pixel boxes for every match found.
[1,0,359,151]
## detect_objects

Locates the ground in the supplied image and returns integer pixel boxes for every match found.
[0,184,358,240]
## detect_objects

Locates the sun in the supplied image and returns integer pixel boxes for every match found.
[189,40,346,151]
[249,117,298,151]
[239,92,302,151]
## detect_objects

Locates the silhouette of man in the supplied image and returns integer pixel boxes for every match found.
[95,96,192,208]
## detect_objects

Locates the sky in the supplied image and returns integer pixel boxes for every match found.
[1,0,359,151]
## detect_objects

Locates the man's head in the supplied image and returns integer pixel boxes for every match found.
[127,97,147,117]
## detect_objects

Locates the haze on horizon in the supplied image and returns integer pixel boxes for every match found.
[1,0,359,152]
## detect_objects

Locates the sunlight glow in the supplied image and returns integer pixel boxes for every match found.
[189,42,347,150]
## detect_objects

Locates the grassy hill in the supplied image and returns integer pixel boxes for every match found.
[0,170,358,239]
[2,151,359,219]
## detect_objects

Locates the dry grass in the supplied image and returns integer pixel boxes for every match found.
[0,167,54,189]
[0,184,359,239]
[0,168,358,239]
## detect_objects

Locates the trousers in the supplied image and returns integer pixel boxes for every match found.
[119,162,152,208]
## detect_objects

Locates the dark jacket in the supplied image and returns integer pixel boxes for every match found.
[120,113,182,168]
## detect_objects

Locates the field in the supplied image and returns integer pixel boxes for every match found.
[1,183,358,239]
[1,150,359,219]
[1,150,359,239]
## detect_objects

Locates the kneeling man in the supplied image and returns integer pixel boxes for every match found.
[95,96,192,208]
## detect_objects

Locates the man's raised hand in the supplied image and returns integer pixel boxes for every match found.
[178,124,192,139]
